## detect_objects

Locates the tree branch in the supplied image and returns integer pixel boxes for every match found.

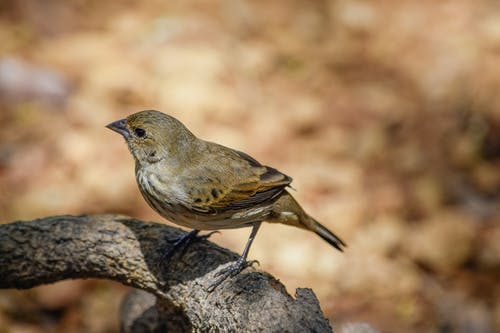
[0,214,333,332]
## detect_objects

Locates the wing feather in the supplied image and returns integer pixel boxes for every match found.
[186,147,292,214]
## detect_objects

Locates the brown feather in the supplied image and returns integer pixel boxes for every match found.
[186,147,292,214]
[107,110,345,252]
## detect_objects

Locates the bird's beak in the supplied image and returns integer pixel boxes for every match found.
[106,118,130,139]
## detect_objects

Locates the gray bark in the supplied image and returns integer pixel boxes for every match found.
[0,214,333,332]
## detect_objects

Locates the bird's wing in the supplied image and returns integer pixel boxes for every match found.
[185,148,292,214]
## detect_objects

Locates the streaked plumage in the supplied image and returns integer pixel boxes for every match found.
[107,110,346,289]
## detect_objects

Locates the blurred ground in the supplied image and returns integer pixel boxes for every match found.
[0,0,499,332]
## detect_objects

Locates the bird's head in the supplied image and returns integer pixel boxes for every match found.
[106,110,196,166]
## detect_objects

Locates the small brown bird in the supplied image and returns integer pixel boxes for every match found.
[107,110,345,289]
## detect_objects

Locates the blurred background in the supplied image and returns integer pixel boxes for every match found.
[0,0,499,332]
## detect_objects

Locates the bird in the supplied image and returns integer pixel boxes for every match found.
[106,110,346,290]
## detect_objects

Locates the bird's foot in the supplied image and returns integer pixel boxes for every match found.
[206,257,259,292]
[160,230,219,263]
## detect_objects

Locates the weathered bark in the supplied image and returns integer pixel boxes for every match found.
[0,214,333,332]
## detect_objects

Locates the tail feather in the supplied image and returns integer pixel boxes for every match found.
[273,191,346,252]
[312,219,346,252]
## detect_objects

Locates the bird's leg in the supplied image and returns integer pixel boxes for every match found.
[207,222,262,292]
[161,229,219,262]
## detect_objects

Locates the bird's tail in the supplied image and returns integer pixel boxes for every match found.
[304,215,346,252]
[273,191,346,252]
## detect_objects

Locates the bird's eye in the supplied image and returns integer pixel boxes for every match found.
[134,128,146,138]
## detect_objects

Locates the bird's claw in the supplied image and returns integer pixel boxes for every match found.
[159,230,217,266]
[206,259,259,292]
[160,231,197,262]
[198,230,220,241]
[243,259,260,269]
